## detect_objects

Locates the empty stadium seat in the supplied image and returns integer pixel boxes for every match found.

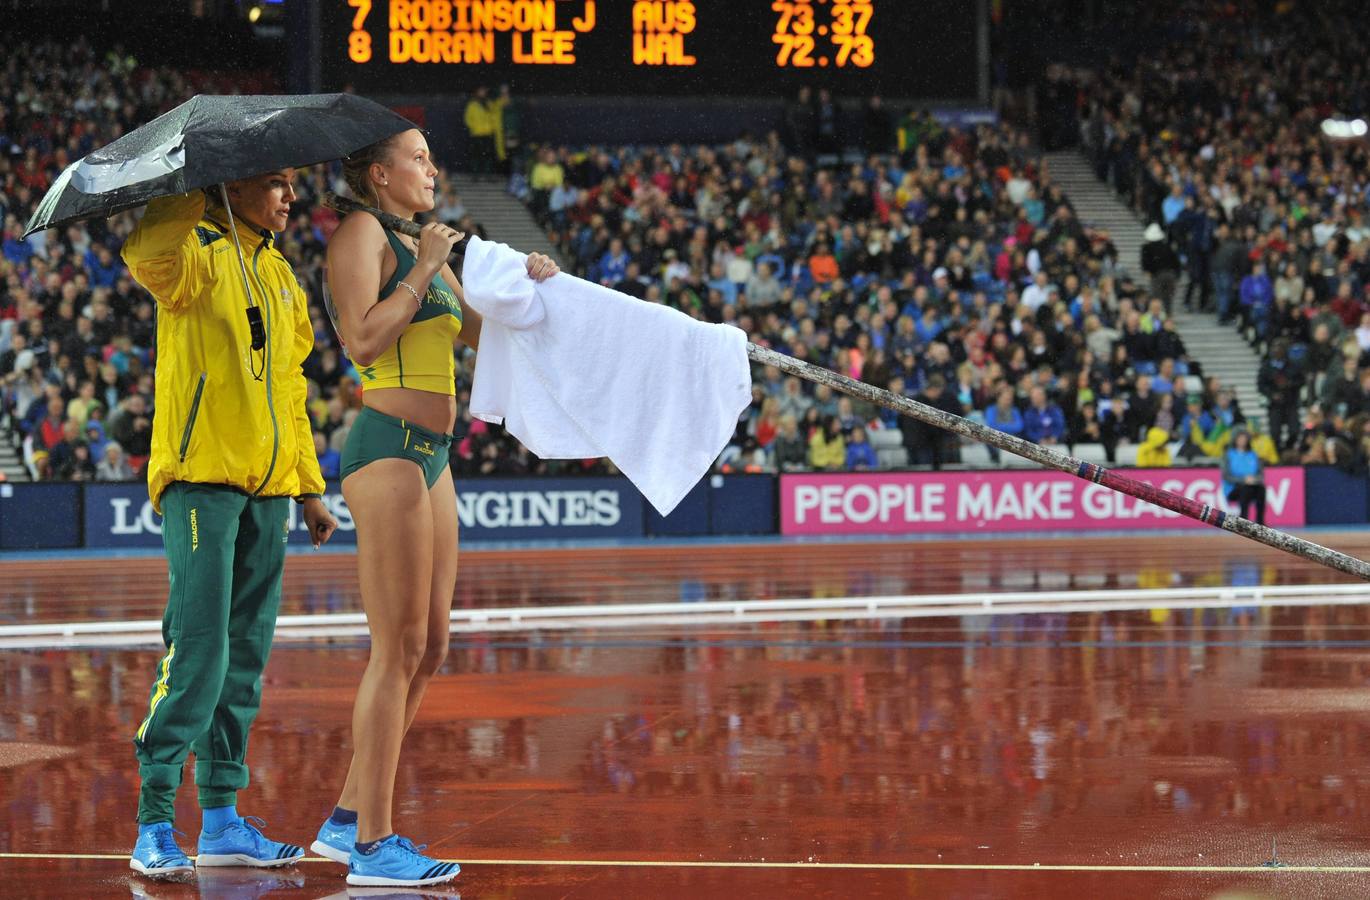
[1071,443,1109,465]
[959,443,993,468]
[877,447,909,469]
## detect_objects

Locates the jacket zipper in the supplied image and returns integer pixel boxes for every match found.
[250,241,281,495]
[178,372,207,462]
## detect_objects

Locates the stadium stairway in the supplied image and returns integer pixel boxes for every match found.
[1046,152,1265,421]
[1,430,26,482]
[449,175,564,267]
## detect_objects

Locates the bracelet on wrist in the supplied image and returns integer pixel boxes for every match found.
[396,280,422,307]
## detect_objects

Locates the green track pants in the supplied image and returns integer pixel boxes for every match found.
[132,482,290,824]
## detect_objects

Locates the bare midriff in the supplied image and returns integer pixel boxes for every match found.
[363,387,456,435]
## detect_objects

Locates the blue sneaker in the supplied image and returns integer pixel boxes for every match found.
[130,823,193,878]
[196,815,304,868]
[311,816,357,865]
[346,835,460,887]
[346,888,463,899]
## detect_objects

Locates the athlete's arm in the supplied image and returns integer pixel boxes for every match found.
[327,215,461,366]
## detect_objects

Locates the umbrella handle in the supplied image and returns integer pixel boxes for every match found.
[323,193,469,256]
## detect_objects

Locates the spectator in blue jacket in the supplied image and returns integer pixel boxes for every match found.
[84,244,124,289]
[1023,386,1066,445]
[1178,394,1214,440]
[983,386,1025,463]
[596,237,630,286]
[1222,427,1266,524]
[1161,182,1187,226]
[984,387,1025,438]
[314,431,341,480]
[1239,261,1274,338]
[2,217,34,265]
[845,426,878,470]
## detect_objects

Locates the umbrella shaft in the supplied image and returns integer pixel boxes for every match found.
[218,185,268,359]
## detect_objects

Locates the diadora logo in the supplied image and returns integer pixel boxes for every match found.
[190,507,199,552]
[282,518,290,544]
[413,439,435,457]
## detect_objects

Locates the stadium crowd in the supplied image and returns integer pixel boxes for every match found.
[5,22,1369,489]
[1055,0,1370,470]
[510,94,1287,475]
[0,38,545,483]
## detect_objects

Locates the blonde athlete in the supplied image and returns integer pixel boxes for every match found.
[309,128,556,888]
[122,172,337,877]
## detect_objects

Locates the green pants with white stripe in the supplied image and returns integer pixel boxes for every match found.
[133,482,290,824]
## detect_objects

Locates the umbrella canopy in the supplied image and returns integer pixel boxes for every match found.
[25,93,416,236]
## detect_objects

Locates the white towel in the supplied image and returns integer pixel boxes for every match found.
[461,235,753,517]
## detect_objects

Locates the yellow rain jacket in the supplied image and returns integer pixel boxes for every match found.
[464,97,497,136]
[1189,419,1231,458]
[808,430,846,470]
[121,191,324,513]
[1136,426,1173,467]
[1252,432,1280,464]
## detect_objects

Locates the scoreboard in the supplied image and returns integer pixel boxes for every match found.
[321,0,981,98]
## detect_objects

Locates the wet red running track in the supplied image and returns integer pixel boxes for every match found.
[3,532,1370,898]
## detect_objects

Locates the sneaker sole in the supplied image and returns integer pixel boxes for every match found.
[346,866,460,887]
[311,839,352,865]
[195,852,303,868]
[347,888,461,898]
[129,858,192,878]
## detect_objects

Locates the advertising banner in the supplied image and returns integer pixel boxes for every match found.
[0,483,82,550]
[83,483,359,550]
[83,476,647,547]
[780,467,1306,536]
[454,477,643,541]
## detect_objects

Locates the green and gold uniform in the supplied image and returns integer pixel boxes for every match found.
[336,227,462,488]
[121,192,325,823]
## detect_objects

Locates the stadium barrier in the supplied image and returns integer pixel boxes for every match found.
[0,468,1363,552]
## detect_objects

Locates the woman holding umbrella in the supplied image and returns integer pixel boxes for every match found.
[309,127,557,888]
[121,170,338,877]
[23,94,459,881]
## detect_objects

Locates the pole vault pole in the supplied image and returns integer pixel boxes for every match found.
[323,193,1370,581]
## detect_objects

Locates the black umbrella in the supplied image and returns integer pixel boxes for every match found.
[25,92,416,367]
[24,92,416,237]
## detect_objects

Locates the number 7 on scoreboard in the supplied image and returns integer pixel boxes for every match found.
[349,0,371,30]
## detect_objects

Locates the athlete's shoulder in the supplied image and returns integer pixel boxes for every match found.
[331,210,386,247]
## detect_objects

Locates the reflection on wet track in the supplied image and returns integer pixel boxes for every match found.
[3,532,1370,897]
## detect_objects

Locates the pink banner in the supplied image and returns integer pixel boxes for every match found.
[780,467,1306,536]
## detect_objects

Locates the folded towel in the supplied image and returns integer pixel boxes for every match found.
[461,236,753,516]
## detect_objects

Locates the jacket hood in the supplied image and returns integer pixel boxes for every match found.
[1143,426,1171,447]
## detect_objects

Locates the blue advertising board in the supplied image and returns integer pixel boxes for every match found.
[0,483,82,550]
[1304,466,1370,525]
[82,483,360,550]
[646,479,710,537]
[644,475,778,537]
[709,474,777,534]
[454,477,644,541]
[78,476,645,548]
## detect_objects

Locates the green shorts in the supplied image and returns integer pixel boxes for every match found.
[341,407,451,488]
